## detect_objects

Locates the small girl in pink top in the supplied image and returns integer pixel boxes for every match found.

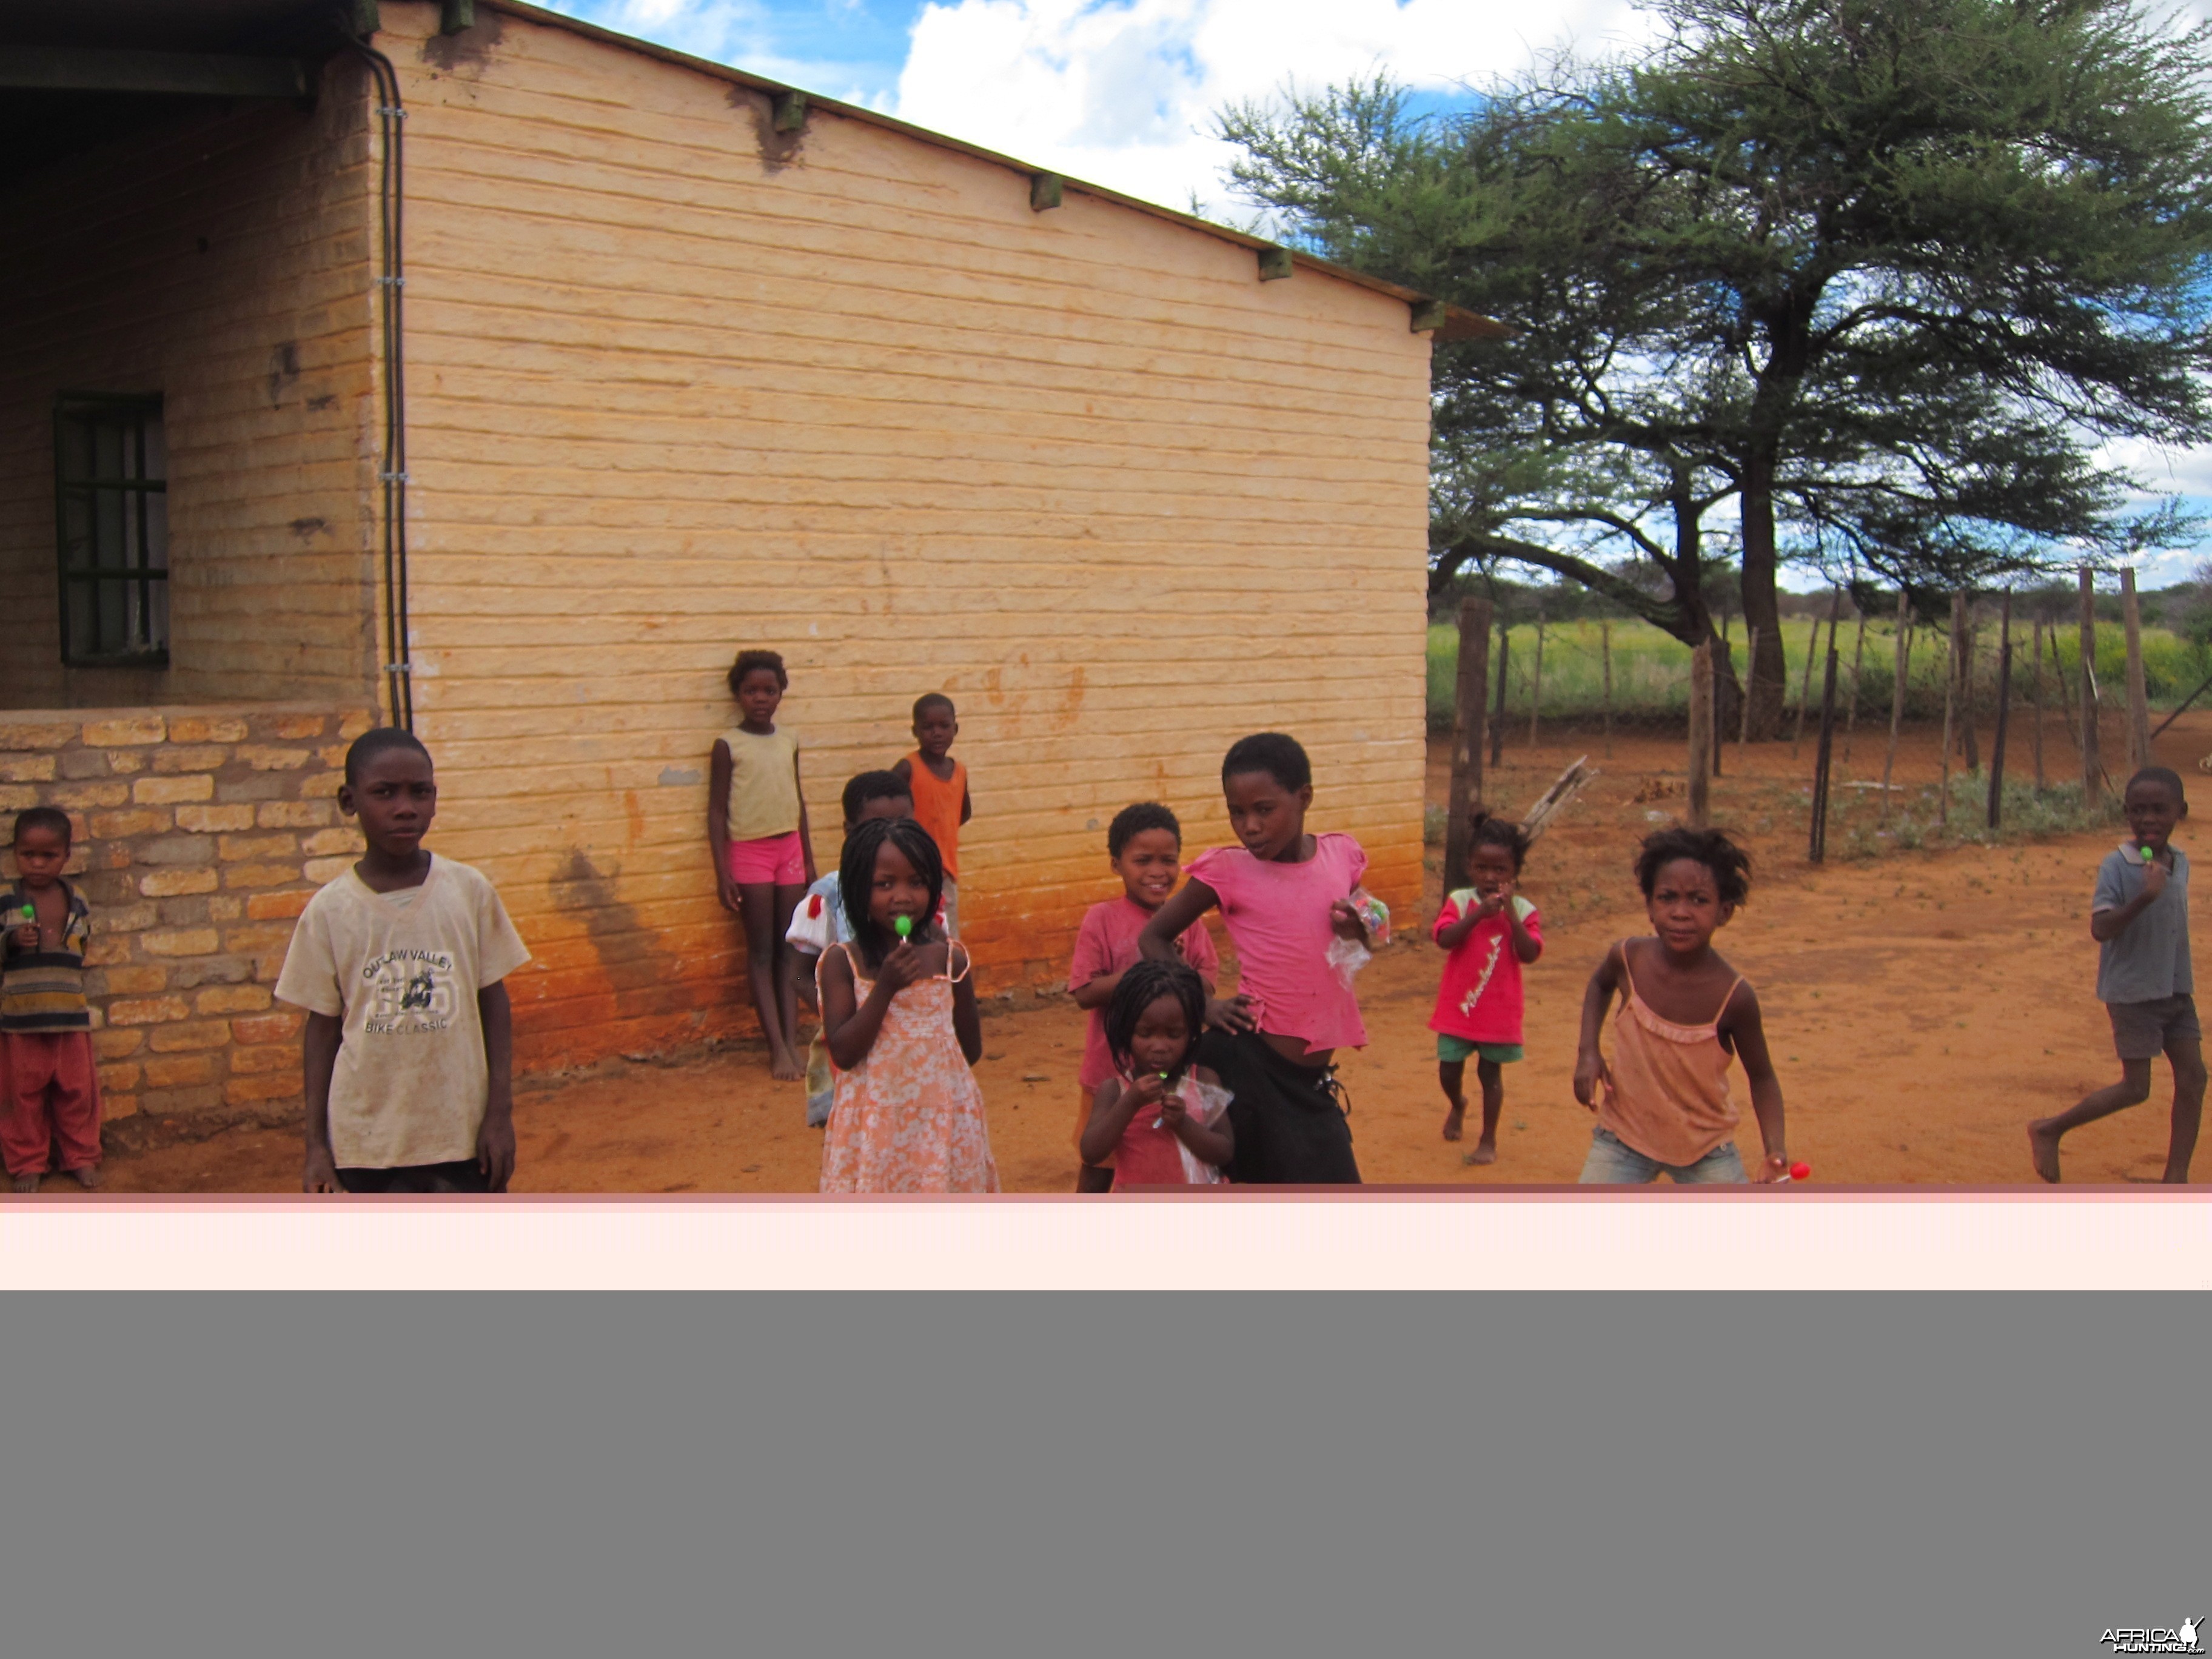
[1078,959,1234,1188]
[1431,813,1543,1164]
[1139,732,1373,1184]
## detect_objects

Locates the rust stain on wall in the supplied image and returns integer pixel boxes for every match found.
[1050,664,1087,732]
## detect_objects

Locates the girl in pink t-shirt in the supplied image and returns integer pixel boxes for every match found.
[1430,813,1543,1165]
[1138,732,1373,1184]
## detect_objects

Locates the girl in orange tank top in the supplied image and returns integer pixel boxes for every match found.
[1572,826,1791,1184]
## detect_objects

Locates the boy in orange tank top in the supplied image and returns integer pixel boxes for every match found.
[1572,826,1791,1184]
[893,693,971,937]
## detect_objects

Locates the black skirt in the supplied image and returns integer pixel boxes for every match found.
[1195,1028,1361,1186]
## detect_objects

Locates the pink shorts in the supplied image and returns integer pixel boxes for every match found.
[726,831,806,886]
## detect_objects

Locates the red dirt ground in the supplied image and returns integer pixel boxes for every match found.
[84,711,2212,1193]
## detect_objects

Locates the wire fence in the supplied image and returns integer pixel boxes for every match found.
[1427,613,2212,739]
[1427,606,2174,862]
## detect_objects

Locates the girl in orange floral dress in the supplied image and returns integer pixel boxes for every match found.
[816,817,997,1193]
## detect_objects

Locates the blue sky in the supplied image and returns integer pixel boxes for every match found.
[536,0,2212,589]
[535,0,930,107]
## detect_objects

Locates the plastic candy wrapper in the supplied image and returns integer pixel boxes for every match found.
[1325,888,1391,985]
[1172,1078,1235,1185]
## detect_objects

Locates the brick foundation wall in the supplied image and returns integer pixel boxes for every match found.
[0,704,375,1141]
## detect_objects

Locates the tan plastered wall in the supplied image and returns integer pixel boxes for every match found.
[0,61,382,710]
[386,4,1435,1065]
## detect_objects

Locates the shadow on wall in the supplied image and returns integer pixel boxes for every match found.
[552,849,667,1021]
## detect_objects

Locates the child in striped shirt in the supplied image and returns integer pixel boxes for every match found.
[2,806,102,1191]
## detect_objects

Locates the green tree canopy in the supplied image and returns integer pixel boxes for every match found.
[1219,0,2212,732]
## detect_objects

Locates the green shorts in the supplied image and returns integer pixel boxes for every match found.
[1436,1035,1523,1065]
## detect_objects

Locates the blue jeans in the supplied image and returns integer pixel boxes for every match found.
[1578,1125,1748,1185]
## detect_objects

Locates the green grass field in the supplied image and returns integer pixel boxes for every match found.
[1426,615,2211,731]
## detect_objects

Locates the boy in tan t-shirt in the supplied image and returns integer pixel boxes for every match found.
[275,729,531,1194]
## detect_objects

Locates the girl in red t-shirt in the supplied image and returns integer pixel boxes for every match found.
[1430,814,1543,1164]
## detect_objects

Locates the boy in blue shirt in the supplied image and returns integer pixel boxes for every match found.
[2030,766,2202,1183]
[787,771,913,1127]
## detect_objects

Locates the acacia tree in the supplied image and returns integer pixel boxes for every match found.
[1631,0,2212,729]
[1222,79,1755,694]
[1222,0,2212,733]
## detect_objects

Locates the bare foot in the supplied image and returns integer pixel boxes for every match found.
[11,1173,40,1194]
[1463,1139,1498,1167]
[67,1164,101,1190]
[1441,1102,1465,1142]
[2026,1120,2062,1184]
[769,1048,805,1083]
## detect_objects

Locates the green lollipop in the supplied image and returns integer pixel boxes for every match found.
[894,914,913,940]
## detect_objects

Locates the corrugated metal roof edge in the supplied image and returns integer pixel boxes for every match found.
[466,0,1510,343]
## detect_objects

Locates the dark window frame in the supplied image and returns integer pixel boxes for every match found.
[53,391,169,669]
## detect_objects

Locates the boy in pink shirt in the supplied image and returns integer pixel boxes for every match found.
[1431,813,1543,1164]
[1068,803,1219,1192]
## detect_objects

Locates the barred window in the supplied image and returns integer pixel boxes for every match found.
[55,394,167,666]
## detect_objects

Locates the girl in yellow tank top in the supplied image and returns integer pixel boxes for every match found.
[1571,827,1791,1184]
[708,649,816,1082]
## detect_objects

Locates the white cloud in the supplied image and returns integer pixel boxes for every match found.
[890,0,1651,216]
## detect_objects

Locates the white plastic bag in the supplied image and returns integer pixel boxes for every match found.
[1175,1078,1235,1185]
[1326,888,1391,985]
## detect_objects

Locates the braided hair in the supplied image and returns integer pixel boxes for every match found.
[1103,958,1207,1083]
[839,816,945,967]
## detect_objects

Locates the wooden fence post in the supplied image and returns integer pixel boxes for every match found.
[1528,611,1546,747]
[1809,588,1843,862]
[1715,614,1730,777]
[1959,598,1981,773]
[1842,609,1868,763]
[1939,597,1959,825]
[1600,618,1614,759]
[2048,623,2080,756]
[1489,619,1510,768]
[1882,589,1909,825]
[2030,615,2046,792]
[2079,568,2102,798]
[1792,605,1821,757]
[1445,598,1493,890]
[1986,590,2013,830]
[1688,639,1714,828]
[2122,566,2151,769]
[1740,626,1759,751]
